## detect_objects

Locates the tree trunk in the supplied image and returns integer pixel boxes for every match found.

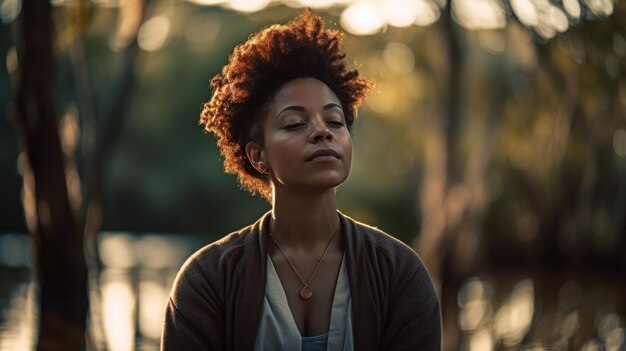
[415,2,503,349]
[13,1,88,349]
[415,3,464,349]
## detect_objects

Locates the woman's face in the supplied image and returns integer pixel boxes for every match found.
[254,77,352,194]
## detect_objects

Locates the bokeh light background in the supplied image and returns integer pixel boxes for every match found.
[0,0,625,350]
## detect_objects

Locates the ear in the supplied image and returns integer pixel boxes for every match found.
[245,142,267,174]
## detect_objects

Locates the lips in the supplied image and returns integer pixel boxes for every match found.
[306,149,340,161]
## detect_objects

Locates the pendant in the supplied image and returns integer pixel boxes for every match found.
[299,287,313,300]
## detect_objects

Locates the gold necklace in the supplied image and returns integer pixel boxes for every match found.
[269,221,340,300]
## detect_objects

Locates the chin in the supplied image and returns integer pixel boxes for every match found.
[275,170,350,193]
[309,172,349,190]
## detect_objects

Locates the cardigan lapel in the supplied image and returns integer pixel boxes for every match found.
[234,212,271,351]
[234,211,379,351]
[340,212,379,351]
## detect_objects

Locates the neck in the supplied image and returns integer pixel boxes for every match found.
[270,187,339,249]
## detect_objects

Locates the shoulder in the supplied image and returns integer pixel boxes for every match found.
[342,213,436,296]
[168,217,263,305]
[190,224,253,268]
[341,213,441,347]
[175,222,256,285]
[342,213,420,265]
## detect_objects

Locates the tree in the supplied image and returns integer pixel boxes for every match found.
[10,0,152,349]
[411,0,624,348]
[13,0,88,348]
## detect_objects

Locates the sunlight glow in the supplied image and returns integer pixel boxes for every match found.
[136,235,188,269]
[536,22,556,39]
[511,0,538,27]
[546,5,568,32]
[139,280,169,339]
[5,46,17,74]
[494,279,534,346]
[581,340,601,351]
[17,152,37,233]
[453,0,506,30]
[367,82,397,114]
[89,0,122,8]
[510,0,575,38]
[181,0,442,33]
[0,283,35,351]
[404,71,426,100]
[60,107,79,156]
[413,0,440,26]
[0,0,19,24]
[383,0,417,27]
[562,0,581,19]
[340,2,385,35]
[187,0,225,5]
[599,314,621,336]
[101,234,136,268]
[138,16,171,51]
[583,0,614,16]
[598,314,625,351]
[101,234,190,269]
[297,0,341,8]
[382,42,415,75]
[479,31,506,54]
[612,130,626,157]
[606,328,625,351]
[66,167,82,211]
[460,300,491,330]
[102,276,135,351]
[458,278,494,331]
[469,328,494,351]
[227,0,271,13]
[458,278,493,305]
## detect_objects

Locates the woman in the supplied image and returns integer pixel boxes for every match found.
[161,9,441,351]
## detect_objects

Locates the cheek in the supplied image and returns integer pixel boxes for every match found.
[344,136,353,169]
[265,138,300,170]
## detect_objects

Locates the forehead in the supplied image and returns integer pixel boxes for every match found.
[269,77,341,109]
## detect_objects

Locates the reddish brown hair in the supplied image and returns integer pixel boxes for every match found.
[200,9,373,200]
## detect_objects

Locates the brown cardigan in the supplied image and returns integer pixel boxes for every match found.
[161,212,441,350]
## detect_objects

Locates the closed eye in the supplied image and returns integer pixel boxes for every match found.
[282,123,305,131]
[327,121,345,128]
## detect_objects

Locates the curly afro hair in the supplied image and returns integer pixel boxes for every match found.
[200,8,373,201]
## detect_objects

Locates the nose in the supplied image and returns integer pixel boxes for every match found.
[309,117,333,143]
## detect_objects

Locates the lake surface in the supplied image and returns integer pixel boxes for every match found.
[0,232,624,350]
[0,232,207,351]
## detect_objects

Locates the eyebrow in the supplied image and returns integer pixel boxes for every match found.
[276,103,343,118]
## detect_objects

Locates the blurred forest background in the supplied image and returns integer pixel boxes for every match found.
[0,0,625,350]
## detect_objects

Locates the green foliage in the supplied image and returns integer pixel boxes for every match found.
[1,3,624,253]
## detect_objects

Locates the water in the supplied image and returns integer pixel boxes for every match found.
[0,232,207,351]
[454,272,626,350]
[1,233,624,350]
